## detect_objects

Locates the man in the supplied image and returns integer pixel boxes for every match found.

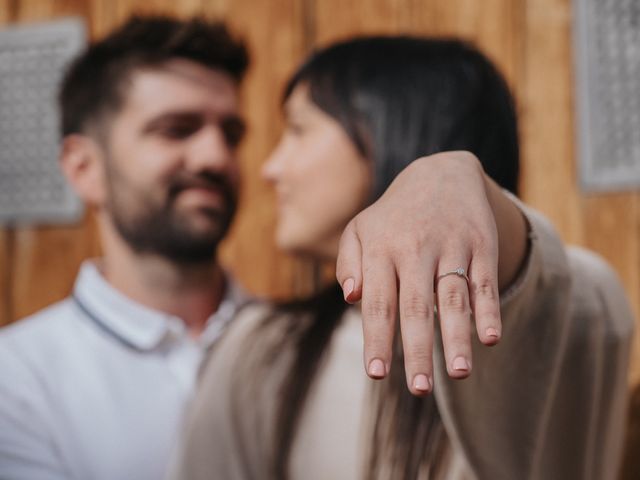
[0,16,251,480]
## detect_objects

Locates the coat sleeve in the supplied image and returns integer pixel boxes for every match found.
[433,199,634,480]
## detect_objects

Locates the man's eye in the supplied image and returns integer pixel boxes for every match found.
[161,124,199,139]
[221,118,246,148]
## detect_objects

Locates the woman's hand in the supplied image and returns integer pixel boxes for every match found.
[336,151,527,396]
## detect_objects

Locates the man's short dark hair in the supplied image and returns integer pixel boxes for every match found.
[59,15,249,137]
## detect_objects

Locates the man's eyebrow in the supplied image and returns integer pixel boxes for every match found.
[141,110,245,132]
[142,111,203,132]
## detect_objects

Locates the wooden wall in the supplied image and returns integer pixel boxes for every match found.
[1,0,639,476]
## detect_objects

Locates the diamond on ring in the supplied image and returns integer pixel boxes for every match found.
[435,267,470,289]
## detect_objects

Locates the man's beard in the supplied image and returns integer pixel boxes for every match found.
[106,168,237,265]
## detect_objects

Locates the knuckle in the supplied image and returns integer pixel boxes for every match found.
[366,233,421,261]
[396,236,422,258]
[364,240,390,260]
[473,230,497,255]
[472,236,487,254]
[363,294,395,322]
[439,287,468,313]
[474,277,497,301]
[402,294,433,320]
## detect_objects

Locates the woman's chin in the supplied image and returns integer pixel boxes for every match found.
[277,240,315,258]
[275,235,325,260]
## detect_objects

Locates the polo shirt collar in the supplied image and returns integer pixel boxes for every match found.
[72,260,244,352]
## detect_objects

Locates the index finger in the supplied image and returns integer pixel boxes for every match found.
[336,220,363,303]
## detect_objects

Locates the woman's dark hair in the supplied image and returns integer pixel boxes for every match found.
[237,37,520,479]
[286,36,519,196]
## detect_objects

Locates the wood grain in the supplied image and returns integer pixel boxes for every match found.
[518,0,583,244]
[210,0,314,298]
[406,0,520,88]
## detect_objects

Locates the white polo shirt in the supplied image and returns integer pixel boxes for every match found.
[0,261,247,480]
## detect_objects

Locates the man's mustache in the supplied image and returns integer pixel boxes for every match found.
[167,172,236,205]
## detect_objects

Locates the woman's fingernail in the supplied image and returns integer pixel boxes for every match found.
[453,356,470,372]
[368,358,386,378]
[486,327,499,339]
[413,374,432,392]
[342,278,355,301]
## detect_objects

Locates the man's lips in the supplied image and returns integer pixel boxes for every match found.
[175,187,226,209]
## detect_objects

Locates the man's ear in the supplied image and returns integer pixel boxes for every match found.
[59,134,107,206]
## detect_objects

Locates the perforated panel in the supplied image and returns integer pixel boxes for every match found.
[574,0,640,191]
[0,18,86,225]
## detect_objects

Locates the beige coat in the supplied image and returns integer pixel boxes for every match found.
[170,203,634,480]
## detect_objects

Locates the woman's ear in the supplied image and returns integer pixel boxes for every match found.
[59,134,107,207]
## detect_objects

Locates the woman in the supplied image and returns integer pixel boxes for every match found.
[170,37,633,479]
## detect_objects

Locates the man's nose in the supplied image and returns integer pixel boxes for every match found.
[186,124,233,172]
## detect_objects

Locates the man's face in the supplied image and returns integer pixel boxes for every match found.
[99,59,244,264]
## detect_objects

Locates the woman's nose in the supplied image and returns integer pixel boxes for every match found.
[262,140,286,183]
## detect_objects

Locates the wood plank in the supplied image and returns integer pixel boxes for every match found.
[14,0,89,22]
[405,0,520,88]
[90,1,207,48]
[210,0,312,298]
[0,0,14,22]
[518,0,583,244]
[108,0,204,27]
[314,0,406,45]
